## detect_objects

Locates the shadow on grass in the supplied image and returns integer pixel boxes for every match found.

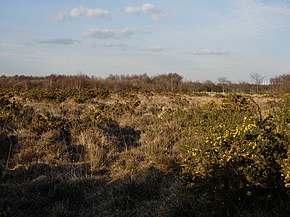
[0,164,167,217]
[98,119,141,151]
[1,163,289,217]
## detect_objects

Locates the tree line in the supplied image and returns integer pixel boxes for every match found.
[0,73,289,94]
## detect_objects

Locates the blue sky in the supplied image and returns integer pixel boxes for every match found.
[0,0,290,82]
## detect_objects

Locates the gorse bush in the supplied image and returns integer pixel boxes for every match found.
[182,98,290,215]
[186,94,262,135]
[31,113,71,144]
[0,96,22,127]
[220,94,261,119]
[280,94,290,191]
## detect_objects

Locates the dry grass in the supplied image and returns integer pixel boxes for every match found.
[1,90,289,217]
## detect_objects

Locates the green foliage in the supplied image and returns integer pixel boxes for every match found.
[73,88,110,103]
[279,94,290,191]
[173,94,261,135]
[23,88,69,102]
[182,108,289,214]
[0,96,23,128]
[20,88,110,103]
[221,94,261,115]
[0,130,18,165]
[31,113,71,143]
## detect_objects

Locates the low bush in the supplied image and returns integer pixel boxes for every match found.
[182,97,290,216]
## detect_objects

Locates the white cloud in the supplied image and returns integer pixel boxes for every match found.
[124,3,166,20]
[69,6,87,18]
[83,28,150,39]
[93,43,167,53]
[53,6,110,20]
[143,45,166,52]
[216,0,290,37]
[125,3,154,14]
[87,8,109,18]
[36,38,80,45]
[150,10,166,20]
[190,49,229,55]
[83,29,114,38]
[142,3,155,12]
[54,12,65,21]
[95,42,132,50]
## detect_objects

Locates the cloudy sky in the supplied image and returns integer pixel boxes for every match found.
[0,0,290,82]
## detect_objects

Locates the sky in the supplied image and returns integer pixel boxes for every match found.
[0,0,290,82]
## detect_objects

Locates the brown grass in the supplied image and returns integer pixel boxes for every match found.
[1,90,289,217]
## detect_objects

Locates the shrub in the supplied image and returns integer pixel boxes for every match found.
[0,130,18,165]
[0,96,22,128]
[31,113,71,144]
[182,112,289,215]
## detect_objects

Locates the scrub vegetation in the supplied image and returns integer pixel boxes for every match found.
[0,73,290,217]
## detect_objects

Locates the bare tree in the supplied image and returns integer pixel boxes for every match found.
[250,72,265,93]
[218,76,231,93]
[270,74,290,93]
